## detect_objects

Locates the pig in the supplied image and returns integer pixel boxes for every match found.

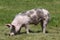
[6,8,49,36]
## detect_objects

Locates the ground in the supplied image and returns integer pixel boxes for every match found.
[0,0,60,40]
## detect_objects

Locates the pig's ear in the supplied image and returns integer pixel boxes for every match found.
[12,25,15,29]
[6,24,11,28]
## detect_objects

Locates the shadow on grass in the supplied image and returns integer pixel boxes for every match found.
[16,30,48,35]
[5,30,48,36]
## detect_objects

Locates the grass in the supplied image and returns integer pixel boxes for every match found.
[0,0,60,40]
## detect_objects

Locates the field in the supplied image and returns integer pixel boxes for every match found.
[0,0,60,40]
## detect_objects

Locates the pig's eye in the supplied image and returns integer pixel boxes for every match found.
[10,25,15,33]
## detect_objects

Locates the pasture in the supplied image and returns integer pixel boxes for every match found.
[0,0,60,40]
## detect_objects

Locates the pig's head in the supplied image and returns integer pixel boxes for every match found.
[6,24,15,36]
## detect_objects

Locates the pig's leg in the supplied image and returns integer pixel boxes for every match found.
[25,24,30,34]
[40,19,48,34]
[15,25,22,34]
[17,27,22,34]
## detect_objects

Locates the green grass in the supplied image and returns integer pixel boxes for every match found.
[0,0,60,40]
